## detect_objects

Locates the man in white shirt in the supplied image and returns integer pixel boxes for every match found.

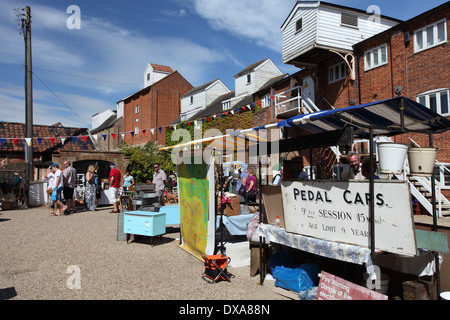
[348,151,364,180]
[152,163,167,206]
[50,163,67,216]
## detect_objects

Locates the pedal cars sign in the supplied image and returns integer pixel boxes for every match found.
[281,180,416,256]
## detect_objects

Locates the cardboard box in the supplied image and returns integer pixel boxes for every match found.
[261,185,284,227]
[218,195,240,217]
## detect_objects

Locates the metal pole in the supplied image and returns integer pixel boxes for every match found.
[429,133,441,299]
[24,6,33,207]
[369,128,375,260]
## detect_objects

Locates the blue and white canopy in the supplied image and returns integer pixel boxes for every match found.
[276,97,450,138]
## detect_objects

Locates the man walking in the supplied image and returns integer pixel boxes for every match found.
[109,162,121,213]
[152,163,167,206]
[63,160,77,214]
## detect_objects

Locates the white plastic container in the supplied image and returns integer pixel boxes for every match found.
[377,142,409,174]
[408,147,438,177]
[274,216,281,227]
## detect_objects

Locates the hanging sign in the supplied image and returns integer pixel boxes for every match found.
[281,180,416,256]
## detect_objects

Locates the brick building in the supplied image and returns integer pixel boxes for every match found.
[122,70,192,147]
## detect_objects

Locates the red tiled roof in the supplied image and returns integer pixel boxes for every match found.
[151,63,173,73]
[0,122,96,153]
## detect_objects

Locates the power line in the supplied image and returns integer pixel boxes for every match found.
[32,71,91,128]
[33,66,140,87]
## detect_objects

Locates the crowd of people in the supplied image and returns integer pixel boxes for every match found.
[42,160,176,216]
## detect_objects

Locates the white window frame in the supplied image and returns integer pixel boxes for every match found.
[328,62,346,83]
[414,19,447,53]
[134,126,139,134]
[364,44,388,71]
[247,74,252,84]
[135,105,139,114]
[416,88,449,116]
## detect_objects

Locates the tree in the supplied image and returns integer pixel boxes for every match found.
[121,141,173,183]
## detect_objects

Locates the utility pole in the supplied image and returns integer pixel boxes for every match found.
[23,6,33,207]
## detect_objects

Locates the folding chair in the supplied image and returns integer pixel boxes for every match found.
[201,254,232,283]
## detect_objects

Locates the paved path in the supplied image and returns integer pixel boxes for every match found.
[0,205,286,300]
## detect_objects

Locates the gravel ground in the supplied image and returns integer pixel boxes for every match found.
[0,205,287,301]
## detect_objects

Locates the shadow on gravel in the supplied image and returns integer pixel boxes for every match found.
[0,287,17,300]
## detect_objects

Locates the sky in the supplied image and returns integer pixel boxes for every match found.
[0,0,447,129]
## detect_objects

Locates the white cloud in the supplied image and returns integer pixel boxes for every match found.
[190,0,293,52]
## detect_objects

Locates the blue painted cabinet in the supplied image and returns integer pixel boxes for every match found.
[123,211,166,237]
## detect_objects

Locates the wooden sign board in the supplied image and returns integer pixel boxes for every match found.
[316,271,388,300]
[281,180,417,256]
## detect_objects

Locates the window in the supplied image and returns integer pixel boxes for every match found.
[247,74,252,84]
[414,19,447,52]
[135,105,139,114]
[135,118,139,123]
[190,96,193,104]
[147,73,150,81]
[341,12,358,28]
[417,89,449,116]
[364,44,388,70]
[134,126,139,134]
[329,62,346,83]
[296,18,302,32]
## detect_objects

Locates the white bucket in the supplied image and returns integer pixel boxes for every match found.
[408,147,438,177]
[377,142,409,174]
[440,291,450,300]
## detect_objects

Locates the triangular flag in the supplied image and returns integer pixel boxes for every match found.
[158,127,162,133]
[219,114,223,118]
[187,121,191,127]
[37,138,43,145]
[102,134,107,140]
[91,134,97,142]
[13,138,18,146]
[72,136,77,143]
[231,110,234,115]
[257,101,261,106]
[25,138,32,146]
[181,123,184,128]
[151,128,155,135]
[120,133,125,139]
[0,138,5,147]
[61,138,66,144]
[207,117,210,122]
[82,136,87,143]
[142,130,146,136]
[111,134,116,140]
[130,131,135,137]
[224,112,228,117]
[173,125,177,130]
[50,137,55,145]
[201,118,204,124]
[166,126,170,131]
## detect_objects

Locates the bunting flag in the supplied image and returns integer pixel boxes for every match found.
[61,138,66,144]
[219,114,222,118]
[120,133,125,140]
[181,123,184,128]
[24,138,32,146]
[50,137,55,145]
[151,128,154,135]
[207,117,210,122]
[72,136,77,143]
[130,131,135,137]
[13,138,18,146]
[173,125,177,130]
[37,138,43,145]
[102,134,107,141]
[187,121,191,127]
[82,136,88,143]
[111,134,116,140]
[158,127,162,133]
[166,126,169,131]
[224,112,228,117]
[142,130,146,136]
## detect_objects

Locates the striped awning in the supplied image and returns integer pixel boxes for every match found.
[276,97,450,138]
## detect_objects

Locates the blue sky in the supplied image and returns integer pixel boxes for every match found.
[0,0,447,129]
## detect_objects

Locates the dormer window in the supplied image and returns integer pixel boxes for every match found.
[247,74,251,84]
[147,73,150,81]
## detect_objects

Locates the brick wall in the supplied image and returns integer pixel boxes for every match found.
[123,72,192,147]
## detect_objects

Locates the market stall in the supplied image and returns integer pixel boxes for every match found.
[161,96,450,299]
